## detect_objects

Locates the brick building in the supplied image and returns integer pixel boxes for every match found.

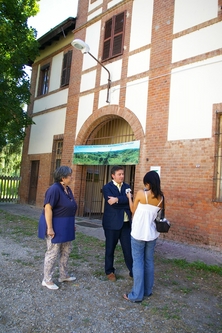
[20,0,222,249]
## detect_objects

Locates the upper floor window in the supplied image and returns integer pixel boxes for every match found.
[102,12,126,61]
[61,50,73,87]
[38,64,50,96]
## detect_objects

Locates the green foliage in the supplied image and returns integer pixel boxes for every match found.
[164,258,222,276]
[0,0,40,152]
[0,143,22,176]
[73,148,140,165]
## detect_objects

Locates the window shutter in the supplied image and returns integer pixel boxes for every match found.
[61,53,68,86]
[102,19,112,61]
[112,12,125,57]
[102,12,125,61]
[61,50,73,86]
[112,34,123,57]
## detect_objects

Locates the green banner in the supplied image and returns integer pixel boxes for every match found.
[73,140,140,165]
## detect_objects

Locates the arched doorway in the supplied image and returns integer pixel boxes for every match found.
[77,117,136,219]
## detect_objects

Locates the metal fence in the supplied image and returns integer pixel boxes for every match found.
[0,176,21,202]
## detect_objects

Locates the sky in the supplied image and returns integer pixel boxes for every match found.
[28,0,78,38]
[74,141,140,153]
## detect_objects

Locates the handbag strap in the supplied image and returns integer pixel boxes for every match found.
[144,190,148,204]
[145,191,165,213]
[160,195,165,218]
[157,196,163,207]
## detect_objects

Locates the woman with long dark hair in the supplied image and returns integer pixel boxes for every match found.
[123,170,163,302]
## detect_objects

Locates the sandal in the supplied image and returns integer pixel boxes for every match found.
[123,293,142,303]
[123,293,130,301]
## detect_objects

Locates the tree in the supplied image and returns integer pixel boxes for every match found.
[0,0,40,153]
[0,143,23,176]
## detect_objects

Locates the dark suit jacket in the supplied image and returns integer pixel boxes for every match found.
[102,181,132,230]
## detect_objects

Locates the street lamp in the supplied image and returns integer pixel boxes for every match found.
[71,39,111,103]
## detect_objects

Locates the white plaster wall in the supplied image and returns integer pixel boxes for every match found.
[172,22,222,63]
[83,22,101,71]
[127,49,150,77]
[129,0,154,52]
[28,108,66,154]
[108,0,123,9]
[88,0,102,12]
[88,8,102,21]
[100,59,122,85]
[80,70,97,92]
[173,0,218,34]
[33,89,68,113]
[49,53,63,92]
[98,84,120,108]
[125,78,149,134]
[35,31,74,62]
[76,94,94,138]
[168,56,222,141]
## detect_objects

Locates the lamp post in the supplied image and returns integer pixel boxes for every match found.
[71,39,111,103]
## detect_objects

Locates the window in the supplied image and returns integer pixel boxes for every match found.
[55,140,63,169]
[61,50,73,87]
[213,114,222,201]
[86,169,99,182]
[38,64,50,96]
[50,138,63,184]
[102,12,126,61]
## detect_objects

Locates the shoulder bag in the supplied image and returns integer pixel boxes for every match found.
[154,196,171,233]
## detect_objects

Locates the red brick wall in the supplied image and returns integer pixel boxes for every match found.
[20,0,222,249]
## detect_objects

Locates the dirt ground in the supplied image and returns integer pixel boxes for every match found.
[0,203,222,333]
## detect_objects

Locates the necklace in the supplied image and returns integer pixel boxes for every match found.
[61,182,73,201]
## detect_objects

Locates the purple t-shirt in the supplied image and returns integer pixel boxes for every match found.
[38,182,77,243]
[44,182,77,217]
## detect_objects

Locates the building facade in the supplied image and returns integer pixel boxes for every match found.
[20,0,222,249]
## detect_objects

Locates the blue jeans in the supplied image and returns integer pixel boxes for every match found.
[128,236,157,302]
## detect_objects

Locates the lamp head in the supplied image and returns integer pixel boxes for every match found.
[71,39,90,54]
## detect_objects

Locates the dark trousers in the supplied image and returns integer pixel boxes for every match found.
[104,222,133,276]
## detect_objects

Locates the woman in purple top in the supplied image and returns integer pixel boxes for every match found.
[38,166,77,290]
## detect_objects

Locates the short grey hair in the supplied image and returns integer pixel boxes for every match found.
[54,166,72,182]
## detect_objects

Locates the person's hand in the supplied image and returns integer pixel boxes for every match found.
[47,227,55,238]
[126,192,133,200]
[108,196,118,205]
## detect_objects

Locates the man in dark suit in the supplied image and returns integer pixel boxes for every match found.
[102,165,133,281]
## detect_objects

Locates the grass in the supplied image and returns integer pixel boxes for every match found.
[155,256,222,277]
[0,211,38,240]
[176,258,222,275]
[1,252,10,256]
[0,209,222,277]
[14,259,34,266]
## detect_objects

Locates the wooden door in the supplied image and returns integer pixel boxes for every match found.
[28,160,39,205]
